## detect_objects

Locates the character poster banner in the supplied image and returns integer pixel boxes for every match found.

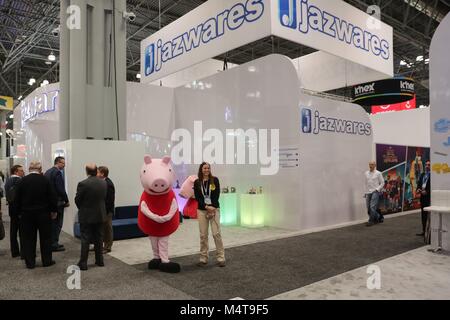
[379,163,406,214]
[376,144,407,172]
[404,146,431,211]
[376,144,430,215]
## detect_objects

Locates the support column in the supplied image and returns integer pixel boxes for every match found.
[59,0,71,141]
[0,112,6,159]
[59,0,126,141]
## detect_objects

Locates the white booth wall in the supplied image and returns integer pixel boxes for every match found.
[370,108,430,148]
[169,54,371,231]
[13,83,60,171]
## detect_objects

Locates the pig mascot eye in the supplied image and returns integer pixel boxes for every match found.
[169,169,172,172]
[143,170,146,173]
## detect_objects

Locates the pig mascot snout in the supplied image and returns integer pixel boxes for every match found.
[138,155,181,273]
[179,175,198,219]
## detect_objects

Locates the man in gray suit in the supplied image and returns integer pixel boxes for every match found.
[75,164,107,271]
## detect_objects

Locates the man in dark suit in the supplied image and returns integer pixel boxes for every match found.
[5,165,25,258]
[44,156,70,252]
[15,162,58,269]
[75,164,107,271]
[416,160,431,237]
[97,166,115,253]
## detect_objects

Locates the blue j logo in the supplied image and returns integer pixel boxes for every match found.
[144,44,155,76]
[301,108,312,133]
[279,0,297,28]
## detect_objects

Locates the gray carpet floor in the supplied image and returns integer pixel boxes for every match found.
[0,216,193,300]
[0,213,424,300]
[135,213,425,299]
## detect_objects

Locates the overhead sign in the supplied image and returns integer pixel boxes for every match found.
[0,95,14,111]
[272,0,393,77]
[141,0,271,83]
[20,88,59,127]
[352,77,415,106]
[372,95,416,114]
[141,0,393,84]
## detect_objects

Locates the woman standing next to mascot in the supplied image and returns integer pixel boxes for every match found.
[193,162,226,267]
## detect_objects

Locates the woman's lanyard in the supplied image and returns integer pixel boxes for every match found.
[202,179,212,205]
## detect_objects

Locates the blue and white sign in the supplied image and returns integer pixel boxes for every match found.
[20,88,59,127]
[141,0,271,83]
[301,107,372,136]
[141,0,393,83]
[271,0,393,76]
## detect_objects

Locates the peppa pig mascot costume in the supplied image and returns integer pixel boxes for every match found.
[138,155,181,273]
[179,175,198,219]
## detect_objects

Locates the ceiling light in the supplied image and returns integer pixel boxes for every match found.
[9,114,14,119]
[400,60,407,66]
[425,58,430,64]
[18,95,23,100]
[42,80,49,86]
[48,52,56,61]
[416,55,424,62]
[29,78,36,85]
[45,61,52,65]
[136,73,141,79]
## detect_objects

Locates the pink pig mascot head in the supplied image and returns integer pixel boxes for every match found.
[138,155,181,273]
[179,175,198,219]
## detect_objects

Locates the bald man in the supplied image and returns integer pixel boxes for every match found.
[365,161,384,227]
[75,163,107,270]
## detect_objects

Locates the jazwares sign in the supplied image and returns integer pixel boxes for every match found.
[278,0,390,60]
[142,0,269,82]
[301,107,372,136]
[20,89,59,126]
[141,0,393,83]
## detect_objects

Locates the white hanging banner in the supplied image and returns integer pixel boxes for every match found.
[141,0,272,84]
[271,0,393,77]
[140,0,393,84]
[430,13,450,190]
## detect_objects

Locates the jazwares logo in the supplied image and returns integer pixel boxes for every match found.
[144,0,265,77]
[301,108,372,136]
[21,89,59,126]
[278,0,390,60]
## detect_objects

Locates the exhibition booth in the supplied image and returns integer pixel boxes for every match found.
[11,0,448,245]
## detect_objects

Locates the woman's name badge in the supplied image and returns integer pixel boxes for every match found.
[205,196,212,205]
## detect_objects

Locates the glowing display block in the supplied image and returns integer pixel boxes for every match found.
[240,194,265,228]
[220,193,238,225]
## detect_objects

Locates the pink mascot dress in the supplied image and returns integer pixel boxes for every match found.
[137,155,180,273]
[179,175,198,219]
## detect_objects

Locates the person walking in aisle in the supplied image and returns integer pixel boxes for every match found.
[365,161,384,227]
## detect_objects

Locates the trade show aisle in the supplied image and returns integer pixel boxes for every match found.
[0,217,193,300]
[133,214,424,300]
[269,246,450,300]
[0,210,424,300]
